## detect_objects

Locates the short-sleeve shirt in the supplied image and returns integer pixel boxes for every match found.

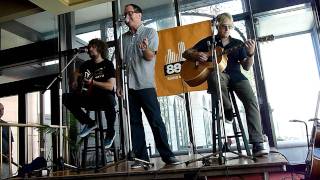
[79,59,115,96]
[122,24,159,90]
[192,35,248,84]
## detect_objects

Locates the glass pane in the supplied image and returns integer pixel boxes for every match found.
[256,4,320,150]
[180,0,244,25]
[259,33,320,142]
[0,96,18,175]
[26,92,40,163]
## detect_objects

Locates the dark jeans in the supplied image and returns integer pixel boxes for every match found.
[208,72,264,143]
[128,88,174,161]
[62,92,116,134]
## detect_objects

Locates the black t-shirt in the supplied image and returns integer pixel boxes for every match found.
[79,59,115,97]
[192,35,248,83]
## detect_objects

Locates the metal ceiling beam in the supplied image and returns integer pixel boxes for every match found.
[0,0,43,23]
[0,20,43,42]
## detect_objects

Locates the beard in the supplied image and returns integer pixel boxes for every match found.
[89,52,97,60]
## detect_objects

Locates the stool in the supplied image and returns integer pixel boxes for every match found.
[81,109,106,169]
[212,90,252,162]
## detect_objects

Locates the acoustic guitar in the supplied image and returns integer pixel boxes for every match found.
[72,71,94,95]
[308,120,320,180]
[180,35,274,87]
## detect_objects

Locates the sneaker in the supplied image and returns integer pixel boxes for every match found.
[252,142,269,157]
[79,124,97,138]
[224,109,234,124]
[131,162,143,169]
[104,133,116,149]
[163,157,180,165]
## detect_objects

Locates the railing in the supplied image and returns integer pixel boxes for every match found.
[0,123,68,178]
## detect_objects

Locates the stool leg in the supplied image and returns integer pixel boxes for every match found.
[94,112,100,168]
[81,136,88,168]
[211,97,217,154]
[232,120,242,154]
[216,102,224,162]
[230,91,252,156]
[98,111,106,166]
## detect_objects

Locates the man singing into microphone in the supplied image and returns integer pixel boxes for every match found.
[117,3,180,168]
[63,38,116,148]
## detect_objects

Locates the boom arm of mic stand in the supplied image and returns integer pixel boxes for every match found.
[41,53,80,170]
[289,120,310,149]
[42,53,80,94]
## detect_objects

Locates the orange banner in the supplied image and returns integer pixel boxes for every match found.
[155,20,212,96]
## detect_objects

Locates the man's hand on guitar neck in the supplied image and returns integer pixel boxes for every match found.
[244,39,255,57]
[182,49,209,62]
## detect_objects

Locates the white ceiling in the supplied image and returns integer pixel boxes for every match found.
[75,2,113,24]
[29,0,112,15]
[12,0,174,36]
[119,0,172,11]
[15,11,58,34]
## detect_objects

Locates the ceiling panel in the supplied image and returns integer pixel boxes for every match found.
[75,2,113,25]
[29,0,113,15]
[15,11,57,34]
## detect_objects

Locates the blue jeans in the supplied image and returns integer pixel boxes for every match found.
[128,88,174,161]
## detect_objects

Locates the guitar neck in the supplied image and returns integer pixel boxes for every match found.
[221,43,245,56]
[219,35,274,56]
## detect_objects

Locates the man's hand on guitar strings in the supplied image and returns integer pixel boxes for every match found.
[195,52,209,62]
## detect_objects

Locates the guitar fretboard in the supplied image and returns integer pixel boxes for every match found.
[217,35,274,57]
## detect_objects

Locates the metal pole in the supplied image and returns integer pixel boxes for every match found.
[173,0,197,154]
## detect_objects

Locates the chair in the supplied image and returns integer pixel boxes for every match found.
[212,90,251,163]
[81,109,117,170]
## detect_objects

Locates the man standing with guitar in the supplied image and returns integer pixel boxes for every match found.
[182,12,268,157]
[63,38,116,148]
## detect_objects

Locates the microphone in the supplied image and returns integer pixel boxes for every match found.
[211,15,217,24]
[119,15,130,23]
[74,46,88,53]
[61,46,88,55]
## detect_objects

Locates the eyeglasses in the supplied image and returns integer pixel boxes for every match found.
[124,11,136,17]
[219,24,234,30]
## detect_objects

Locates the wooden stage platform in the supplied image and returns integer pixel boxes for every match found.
[34,151,288,179]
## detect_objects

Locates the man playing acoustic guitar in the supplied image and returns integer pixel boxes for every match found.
[63,38,116,148]
[182,12,268,157]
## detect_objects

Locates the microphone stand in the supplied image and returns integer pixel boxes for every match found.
[185,18,226,166]
[185,18,253,167]
[42,53,79,171]
[105,0,153,170]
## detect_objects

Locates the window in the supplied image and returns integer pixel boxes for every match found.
[256,4,320,146]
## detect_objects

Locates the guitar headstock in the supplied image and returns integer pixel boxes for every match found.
[256,35,275,42]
